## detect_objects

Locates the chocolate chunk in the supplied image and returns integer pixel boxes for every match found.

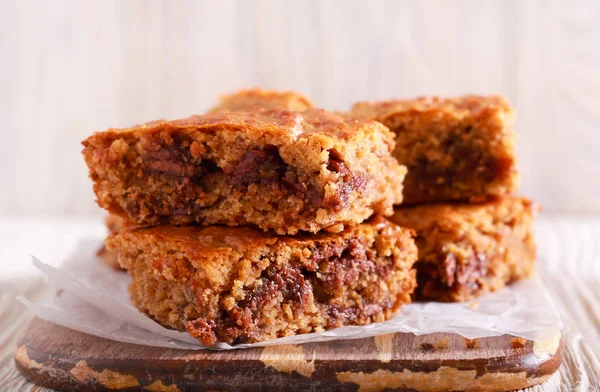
[225,146,286,187]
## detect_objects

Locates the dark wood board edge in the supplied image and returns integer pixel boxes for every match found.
[14,318,563,392]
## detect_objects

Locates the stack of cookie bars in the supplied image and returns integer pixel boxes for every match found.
[82,89,419,345]
[350,96,538,302]
[83,88,538,345]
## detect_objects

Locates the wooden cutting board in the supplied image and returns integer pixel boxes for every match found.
[14,318,562,392]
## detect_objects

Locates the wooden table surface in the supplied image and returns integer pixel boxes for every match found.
[1,217,599,391]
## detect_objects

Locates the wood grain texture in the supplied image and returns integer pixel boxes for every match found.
[1,0,600,216]
[13,318,562,392]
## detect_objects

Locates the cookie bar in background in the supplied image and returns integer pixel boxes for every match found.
[106,216,417,346]
[83,109,406,234]
[208,87,314,113]
[350,95,519,204]
[389,197,538,302]
[96,214,125,270]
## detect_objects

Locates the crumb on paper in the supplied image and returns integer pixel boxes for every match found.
[468,301,479,309]
[436,337,449,349]
[465,338,480,349]
[510,337,527,349]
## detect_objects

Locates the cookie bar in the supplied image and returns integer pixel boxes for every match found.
[106,216,417,345]
[350,95,519,204]
[96,215,125,270]
[389,197,538,302]
[208,87,314,112]
[83,109,406,234]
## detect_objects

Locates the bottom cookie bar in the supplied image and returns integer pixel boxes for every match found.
[106,216,417,345]
[390,197,538,302]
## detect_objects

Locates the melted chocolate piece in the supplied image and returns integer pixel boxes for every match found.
[407,131,513,191]
[326,149,368,209]
[185,236,397,344]
[225,146,286,187]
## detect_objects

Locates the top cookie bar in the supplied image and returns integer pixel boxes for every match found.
[82,108,406,234]
[208,87,314,113]
[351,95,519,204]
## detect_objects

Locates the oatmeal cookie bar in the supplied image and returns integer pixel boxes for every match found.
[96,215,125,270]
[106,216,417,345]
[350,95,518,204]
[389,197,538,302]
[208,87,314,112]
[83,109,406,234]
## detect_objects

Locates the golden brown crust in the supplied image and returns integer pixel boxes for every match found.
[106,216,418,345]
[208,87,314,113]
[82,109,406,234]
[351,95,513,120]
[88,108,377,141]
[389,197,539,302]
[350,95,518,204]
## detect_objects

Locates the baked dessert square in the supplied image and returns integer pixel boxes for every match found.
[389,197,538,302]
[350,95,519,204]
[83,109,406,234]
[106,216,417,345]
[208,87,314,112]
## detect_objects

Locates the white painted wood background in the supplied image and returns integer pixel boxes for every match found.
[1,0,599,216]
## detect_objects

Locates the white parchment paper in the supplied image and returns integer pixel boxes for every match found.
[19,239,563,350]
